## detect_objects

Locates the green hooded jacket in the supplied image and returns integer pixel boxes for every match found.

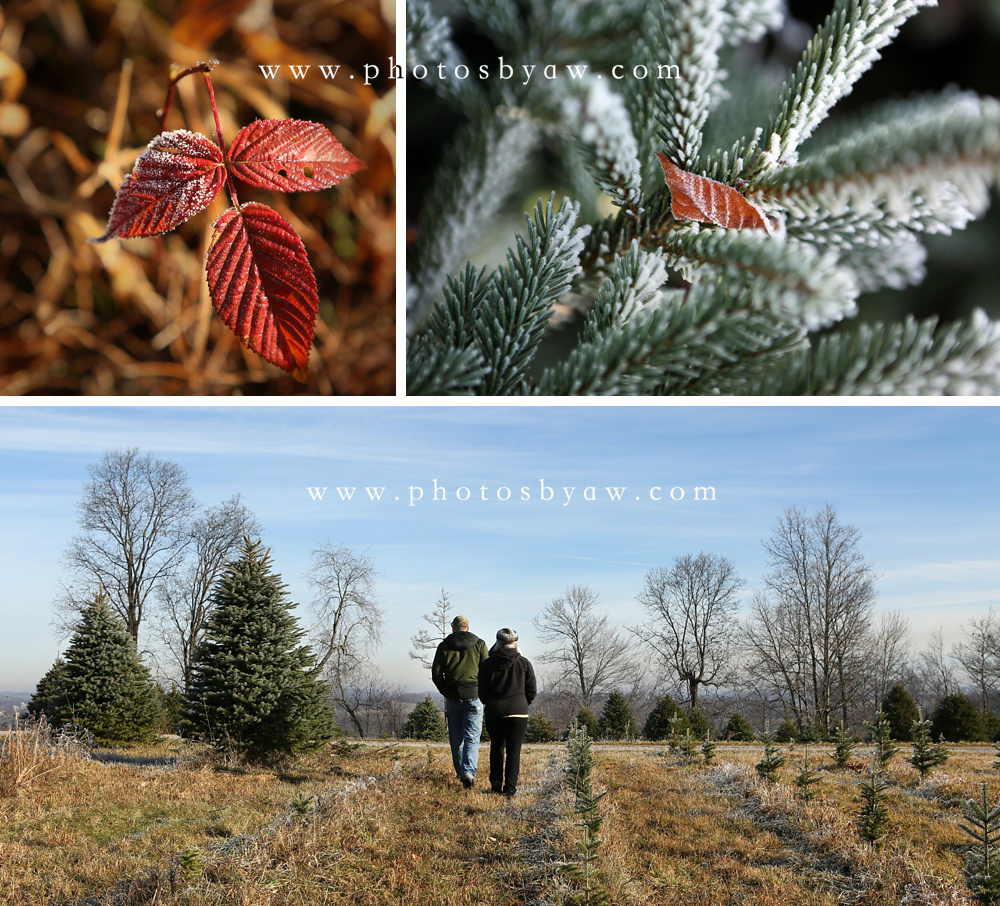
[432,631,489,701]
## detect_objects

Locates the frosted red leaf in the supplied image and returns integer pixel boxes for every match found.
[205,201,318,381]
[655,152,773,234]
[92,130,225,241]
[227,118,365,192]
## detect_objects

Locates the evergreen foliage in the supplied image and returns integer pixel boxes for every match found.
[701,734,717,766]
[867,710,901,766]
[795,750,822,802]
[830,722,858,768]
[774,718,798,743]
[525,712,557,743]
[402,696,448,741]
[668,728,699,764]
[685,708,712,740]
[27,659,67,719]
[642,695,687,740]
[43,592,162,743]
[724,712,755,741]
[596,691,638,740]
[932,693,987,742]
[562,721,610,906]
[881,682,920,741]
[406,0,1000,395]
[963,783,1000,905]
[182,537,337,761]
[570,708,600,740]
[858,754,891,849]
[908,718,949,779]
[755,725,787,784]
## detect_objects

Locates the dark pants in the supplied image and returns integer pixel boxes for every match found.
[484,714,528,794]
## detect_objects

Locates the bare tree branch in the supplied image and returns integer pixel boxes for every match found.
[532,584,632,710]
[61,447,197,644]
[635,552,743,711]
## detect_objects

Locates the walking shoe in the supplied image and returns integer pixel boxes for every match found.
[461,775,475,789]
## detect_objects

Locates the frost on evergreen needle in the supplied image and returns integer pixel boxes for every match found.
[406,0,1000,395]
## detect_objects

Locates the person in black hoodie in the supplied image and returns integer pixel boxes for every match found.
[478,628,537,797]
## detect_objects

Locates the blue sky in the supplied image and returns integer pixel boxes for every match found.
[0,404,997,695]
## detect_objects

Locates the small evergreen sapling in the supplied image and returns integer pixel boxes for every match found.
[857,754,891,850]
[963,783,1000,905]
[668,727,698,764]
[562,721,610,906]
[701,734,717,766]
[795,749,822,802]
[755,724,787,784]
[867,710,900,767]
[908,718,949,779]
[830,722,858,768]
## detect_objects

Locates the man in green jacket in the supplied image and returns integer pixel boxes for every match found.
[432,615,489,788]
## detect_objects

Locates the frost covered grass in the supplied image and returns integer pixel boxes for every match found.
[592,745,993,906]
[4,738,997,905]
[0,739,571,905]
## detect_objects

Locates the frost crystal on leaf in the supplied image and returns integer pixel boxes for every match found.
[227,119,364,193]
[92,130,224,241]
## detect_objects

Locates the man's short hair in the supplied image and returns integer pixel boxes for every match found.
[451,615,470,630]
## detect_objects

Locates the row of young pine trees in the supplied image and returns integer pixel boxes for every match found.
[29,537,337,761]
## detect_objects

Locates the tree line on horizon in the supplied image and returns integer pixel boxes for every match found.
[21,446,1000,757]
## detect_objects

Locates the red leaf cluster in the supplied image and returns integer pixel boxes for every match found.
[93,118,364,379]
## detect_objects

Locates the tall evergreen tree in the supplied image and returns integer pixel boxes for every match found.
[45,592,162,743]
[643,694,687,740]
[596,690,638,740]
[881,682,920,741]
[183,537,337,761]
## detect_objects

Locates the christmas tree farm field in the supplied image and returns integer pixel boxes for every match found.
[4,736,999,904]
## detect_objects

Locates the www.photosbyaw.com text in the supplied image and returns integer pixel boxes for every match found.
[305,479,717,508]
[259,59,680,88]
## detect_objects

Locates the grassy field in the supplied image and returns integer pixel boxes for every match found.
[1,731,995,905]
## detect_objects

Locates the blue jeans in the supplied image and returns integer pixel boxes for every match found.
[444,698,483,779]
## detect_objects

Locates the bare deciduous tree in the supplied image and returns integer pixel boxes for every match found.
[910,627,958,714]
[744,504,878,735]
[62,447,197,643]
[953,607,1000,715]
[156,495,261,687]
[864,609,912,712]
[409,588,453,669]
[532,584,631,710]
[306,543,383,737]
[636,552,743,711]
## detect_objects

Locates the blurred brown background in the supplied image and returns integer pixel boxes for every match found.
[0,0,395,395]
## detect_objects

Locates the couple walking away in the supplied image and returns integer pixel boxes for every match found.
[431,615,536,797]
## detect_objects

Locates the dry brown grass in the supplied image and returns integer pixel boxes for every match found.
[0,716,73,798]
[592,744,988,906]
[0,740,573,905]
[6,738,996,905]
[0,0,394,395]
